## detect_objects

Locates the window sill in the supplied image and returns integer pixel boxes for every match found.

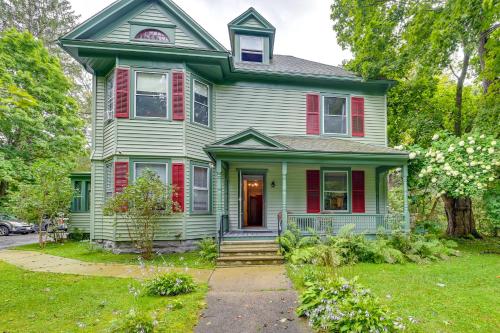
[131,116,171,122]
[190,211,213,216]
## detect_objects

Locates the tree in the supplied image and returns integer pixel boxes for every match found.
[407,133,498,237]
[11,160,74,247]
[103,170,179,260]
[0,29,85,206]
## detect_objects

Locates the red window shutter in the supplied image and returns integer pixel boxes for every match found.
[171,163,185,212]
[306,94,320,135]
[114,162,129,193]
[172,72,185,121]
[115,68,130,118]
[352,170,365,213]
[351,97,365,137]
[306,170,320,213]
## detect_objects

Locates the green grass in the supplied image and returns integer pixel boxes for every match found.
[0,261,207,332]
[288,238,500,333]
[15,241,215,269]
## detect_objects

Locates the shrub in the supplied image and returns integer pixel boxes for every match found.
[144,272,196,296]
[68,227,89,241]
[297,276,406,332]
[197,238,217,262]
[290,245,341,267]
[108,309,156,333]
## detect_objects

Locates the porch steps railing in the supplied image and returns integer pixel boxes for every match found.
[287,213,406,235]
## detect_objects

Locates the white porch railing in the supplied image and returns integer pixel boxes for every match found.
[287,213,406,235]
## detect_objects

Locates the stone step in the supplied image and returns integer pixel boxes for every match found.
[221,240,277,246]
[219,247,280,257]
[217,255,285,266]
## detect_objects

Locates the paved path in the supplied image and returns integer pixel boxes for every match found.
[0,233,38,249]
[0,250,212,282]
[195,265,311,333]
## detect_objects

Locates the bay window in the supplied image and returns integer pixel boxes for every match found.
[135,72,168,118]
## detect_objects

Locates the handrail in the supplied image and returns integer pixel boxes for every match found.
[277,215,282,254]
[218,214,228,255]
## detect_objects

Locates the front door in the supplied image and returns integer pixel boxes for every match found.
[241,174,265,228]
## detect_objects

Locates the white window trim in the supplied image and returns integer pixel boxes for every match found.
[192,165,210,213]
[192,79,210,127]
[104,70,115,122]
[322,170,349,213]
[133,162,169,185]
[134,71,169,119]
[321,95,350,136]
[239,35,264,63]
[105,162,113,199]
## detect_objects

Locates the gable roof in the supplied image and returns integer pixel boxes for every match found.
[228,7,275,30]
[210,128,289,149]
[62,0,227,52]
[233,54,358,78]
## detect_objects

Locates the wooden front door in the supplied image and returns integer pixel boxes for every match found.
[241,174,265,228]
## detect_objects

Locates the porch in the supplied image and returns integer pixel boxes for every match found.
[205,129,410,241]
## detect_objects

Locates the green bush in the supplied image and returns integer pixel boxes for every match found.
[297,276,406,332]
[144,272,196,296]
[197,238,217,262]
[290,245,341,267]
[68,227,89,241]
[108,309,156,333]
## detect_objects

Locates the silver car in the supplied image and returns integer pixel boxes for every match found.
[0,215,34,236]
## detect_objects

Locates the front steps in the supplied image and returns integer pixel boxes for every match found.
[217,240,284,267]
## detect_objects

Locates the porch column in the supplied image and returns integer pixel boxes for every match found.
[215,159,223,237]
[281,162,288,232]
[402,164,410,231]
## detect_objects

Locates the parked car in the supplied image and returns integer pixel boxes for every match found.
[32,217,68,233]
[0,215,34,236]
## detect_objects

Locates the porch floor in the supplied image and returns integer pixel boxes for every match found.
[223,230,278,239]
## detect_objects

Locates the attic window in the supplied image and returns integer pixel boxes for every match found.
[135,29,170,41]
[240,35,264,63]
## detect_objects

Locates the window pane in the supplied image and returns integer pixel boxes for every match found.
[241,52,263,62]
[324,116,346,134]
[324,172,347,191]
[194,81,208,101]
[105,72,115,120]
[193,167,208,188]
[135,163,167,185]
[324,192,348,211]
[323,97,347,134]
[240,35,263,51]
[85,181,91,211]
[73,181,82,211]
[324,97,346,116]
[193,189,209,211]
[194,103,209,126]
[136,72,167,93]
[136,95,167,117]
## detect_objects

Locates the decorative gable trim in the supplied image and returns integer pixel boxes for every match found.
[228,7,275,30]
[211,128,289,149]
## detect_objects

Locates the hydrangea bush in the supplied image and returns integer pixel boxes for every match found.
[297,276,407,332]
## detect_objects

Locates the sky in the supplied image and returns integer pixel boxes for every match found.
[69,0,352,66]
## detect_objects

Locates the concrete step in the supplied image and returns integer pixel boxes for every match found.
[219,247,280,257]
[217,255,285,266]
[221,240,277,246]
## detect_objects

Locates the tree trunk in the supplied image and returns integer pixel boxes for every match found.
[454,50,470,136]
[442,194,481,238]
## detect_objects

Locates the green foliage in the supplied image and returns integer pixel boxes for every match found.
[289,245,341,267]
[197,238,217,262]
[144,272,196,297]
[103,169,178,260]
[108,309,156,333]
[297,276,405,332]
[68,227,89,241]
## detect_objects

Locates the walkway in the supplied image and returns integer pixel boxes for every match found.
[195,265,311,333]
[0,250,212,282]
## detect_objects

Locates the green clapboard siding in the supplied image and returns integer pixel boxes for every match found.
[94,76,106,158]
[103,121,116,158]
[101,3,206,49]
[69,213,91,233]
[91,161,115,241]
[215,84,387,146]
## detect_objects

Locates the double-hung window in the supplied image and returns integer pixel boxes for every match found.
[105,71,115,121]
[240,35,264,63]
[323,96,348,135]
[323,171,348,212]
[134,162,168,185]
[135,72,168,118]
[105,162,113,200]
[192,166,210,213]
[193,80,209,126]
[71,180,91,212]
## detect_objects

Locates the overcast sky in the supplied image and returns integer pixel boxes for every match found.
[69,0,351,66]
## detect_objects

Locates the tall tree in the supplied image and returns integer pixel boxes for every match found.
[0,29,85,205]
[330,0,499,237]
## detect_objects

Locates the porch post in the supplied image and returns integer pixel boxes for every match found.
[216,159,223,237]
[402,164,410,231]
[281,162,288,232]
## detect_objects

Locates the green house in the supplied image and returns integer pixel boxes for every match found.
[60,0,409,250]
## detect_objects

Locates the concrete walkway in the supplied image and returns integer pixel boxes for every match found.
[0,250,212,282]
[195,265,311,333]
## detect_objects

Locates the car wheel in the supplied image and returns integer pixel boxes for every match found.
[0,225,9,236]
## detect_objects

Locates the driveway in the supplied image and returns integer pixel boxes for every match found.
[0,233,38,249]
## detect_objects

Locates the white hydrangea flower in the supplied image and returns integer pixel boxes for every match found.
[466,147,474,154]
[419,173,424,178]
[488,147,495,154]
[485,165,491,170]
[468,175,474,179]
[492,140,497,146]
[452,170,459,176]
[431,177,437,183]
[489,177,494,182]
[448,146,455,152]
[459,141,465,146]
[409,152,417,159]
[470,161,476,166]
[432,134,439,141]
[469,139,475,145]
[480,134,485,139]
[464,179,469,184]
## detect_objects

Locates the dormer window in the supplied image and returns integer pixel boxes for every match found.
[240,35,264,63]
[135,29,170,41]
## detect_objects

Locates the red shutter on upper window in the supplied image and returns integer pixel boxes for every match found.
[115,68,130,118]
[306,170,320,213]
[171,163,185,212]
[114,162,129,193]
[172,72,185,121]
[351,97,365,137]
[352,170,365,213]
[306,94,320,135]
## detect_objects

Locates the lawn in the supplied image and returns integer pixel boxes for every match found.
[0,261,207,332]
[288,238,500,333]
[15,240,215,269]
